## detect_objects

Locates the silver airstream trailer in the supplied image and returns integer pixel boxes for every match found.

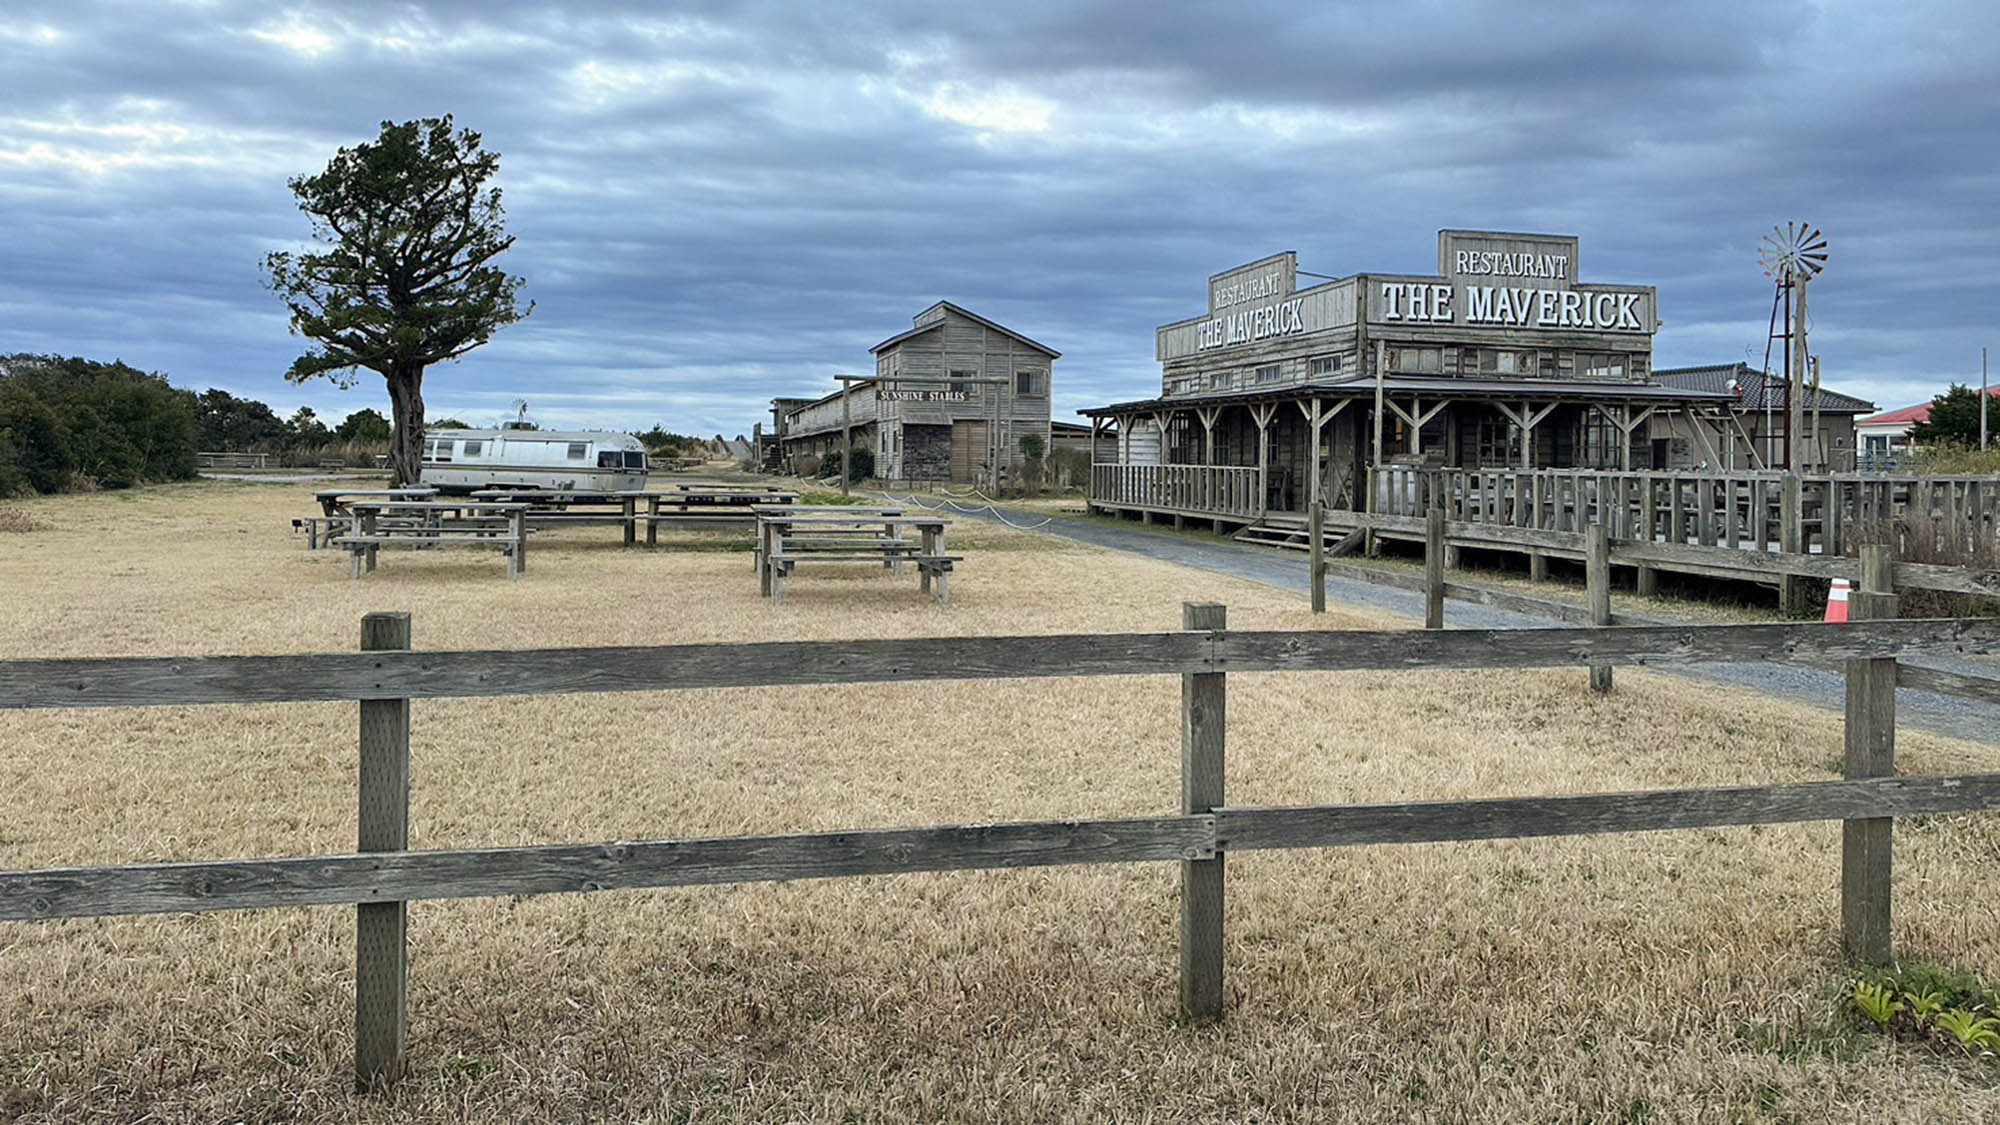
[419,429,651,493]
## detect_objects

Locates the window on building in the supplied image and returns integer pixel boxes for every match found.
[1254,364,1281,385]
[1578,410,1620,468]
[1581,354,1627,380]
[567,442,588,460]
[949,369,974,395]
[1394,347,1442,373]
[1015,369,1045,395]
[1472,417,1521,467]
[1311,355,1342,377]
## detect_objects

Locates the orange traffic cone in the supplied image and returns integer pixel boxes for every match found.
[1825,578,1852,623]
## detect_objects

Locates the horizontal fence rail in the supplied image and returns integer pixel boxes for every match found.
[7,619,2000,710]
[7,776,2000,924]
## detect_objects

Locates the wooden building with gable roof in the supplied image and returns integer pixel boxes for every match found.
[772,301,1058,486]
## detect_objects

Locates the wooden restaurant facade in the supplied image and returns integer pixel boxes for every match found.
[1082,230,1740,529]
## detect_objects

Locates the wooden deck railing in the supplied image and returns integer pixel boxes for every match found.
[1371,468,2000,559]
[1091,463,1264,519]
[6,612,2000,1088]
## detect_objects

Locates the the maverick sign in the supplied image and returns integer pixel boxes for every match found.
[1370,230,1653,333]
[1157,233,1656,362]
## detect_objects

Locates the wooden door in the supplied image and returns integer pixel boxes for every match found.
[952,421,988,483]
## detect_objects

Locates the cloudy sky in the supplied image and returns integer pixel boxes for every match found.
[3,1,1996,437]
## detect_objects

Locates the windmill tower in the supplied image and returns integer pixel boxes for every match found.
[1758,223,1829,470]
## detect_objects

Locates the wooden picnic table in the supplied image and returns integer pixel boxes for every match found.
[296,488,442,548]
[315,487,438,517]
[462,487,802,546]
[640,488,802,544]
[335,500,531,580]
[755,508,956,604]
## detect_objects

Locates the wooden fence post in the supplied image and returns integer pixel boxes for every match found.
[1425,504,1445,630]
[1181,602,1226,1022]
[357,612,412,1089]
[1843,546,1898,965]
[1309,503,1326,614]
[1587,523,1613,693]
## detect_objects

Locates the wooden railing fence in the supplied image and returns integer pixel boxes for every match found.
[6,610,2000,1088]
[1091,463,1264,520]
[1373,467,2000,562]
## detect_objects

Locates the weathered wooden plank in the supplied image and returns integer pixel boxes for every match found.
[1611,539,2000,596]
[1425,507,1446,630]
[1211,619,2000,674]
[1587,523,1613,693]
[356,614,410,1088]
[1843,547,1898,967]
[0,816,1218,923]
[1896,663,2000,706]
[0,633,1210,710]
[1180,603,1226,1022]
[8,621,2000,711]
[1217,774,2000,851]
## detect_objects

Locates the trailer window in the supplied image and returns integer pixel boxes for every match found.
[627,451,648,469]
[431,442,452,463]
[567,442,588,460]
[597,451,623,468]
[462,441,482,456]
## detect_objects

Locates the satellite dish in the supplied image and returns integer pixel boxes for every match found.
[1757,221,1829,284]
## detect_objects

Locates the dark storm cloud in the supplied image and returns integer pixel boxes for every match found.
[2,1,1996,435]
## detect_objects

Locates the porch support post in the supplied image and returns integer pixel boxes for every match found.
[1197,406,1220,466]
[1250,403,1276,518]
[1297,398,1325,516]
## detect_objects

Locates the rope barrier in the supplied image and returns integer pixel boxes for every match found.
[877,491,1056,530]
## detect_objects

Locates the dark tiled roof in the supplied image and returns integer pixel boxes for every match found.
[1654,363,1875,414]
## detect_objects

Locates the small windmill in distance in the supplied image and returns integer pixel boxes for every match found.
[1758,222,1829,470]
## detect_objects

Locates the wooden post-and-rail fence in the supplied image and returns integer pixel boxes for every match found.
[6,611,2000,1086]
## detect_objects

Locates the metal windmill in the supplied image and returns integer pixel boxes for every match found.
[1758,222,1829,470]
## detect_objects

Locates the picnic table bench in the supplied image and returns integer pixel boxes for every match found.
[296,488,440,548]
[639,486,801,544]
[755,507,957,604]
[330,500,531,580]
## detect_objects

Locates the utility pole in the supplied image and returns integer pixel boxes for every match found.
[1983,346,1990,451]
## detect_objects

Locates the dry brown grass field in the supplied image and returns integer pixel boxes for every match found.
[2,479,1998,1123]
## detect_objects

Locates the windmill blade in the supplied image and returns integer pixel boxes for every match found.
[1757,221,1831,282]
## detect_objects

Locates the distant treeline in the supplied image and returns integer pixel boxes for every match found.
[0,353,401,497]
[0,352,724,498]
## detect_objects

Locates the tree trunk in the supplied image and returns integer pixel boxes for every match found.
[385,365,427,488]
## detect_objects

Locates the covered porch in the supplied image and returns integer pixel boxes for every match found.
[1083,378,1739,527]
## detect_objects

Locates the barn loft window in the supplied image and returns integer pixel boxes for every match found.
[949,369,974,395]
[567,442,588,459]
[1015,369,1045,396]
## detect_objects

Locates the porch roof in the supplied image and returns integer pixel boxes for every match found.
[1078,376,1737,417]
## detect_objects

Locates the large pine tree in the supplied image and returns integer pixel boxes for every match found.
[265,117,531,485]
